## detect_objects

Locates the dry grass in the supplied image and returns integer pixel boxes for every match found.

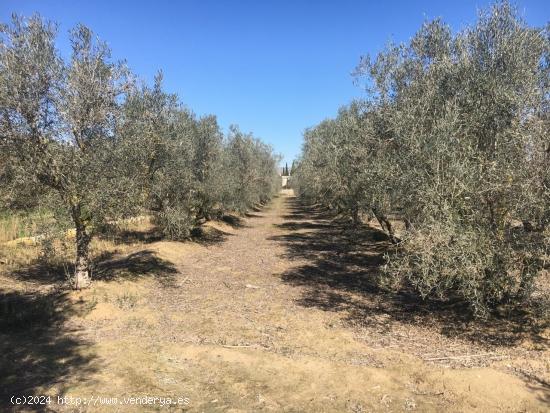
[0,213,35,243]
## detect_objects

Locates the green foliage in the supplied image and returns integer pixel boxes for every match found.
[294,1,549,316]
[221,126,280,213]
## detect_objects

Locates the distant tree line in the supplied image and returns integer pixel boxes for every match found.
[0,15,280,289]
[292,1,549,316]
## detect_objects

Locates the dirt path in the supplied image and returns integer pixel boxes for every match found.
[3,191,549,412]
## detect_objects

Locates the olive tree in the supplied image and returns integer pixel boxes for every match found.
[0,15,134,288]
[362,3,549,314]
[192,114,225,220]
[221,126,279,213]
[121,73,202,240]
[294,102,398,237]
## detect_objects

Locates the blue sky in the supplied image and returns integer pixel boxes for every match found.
[1,1,548,165]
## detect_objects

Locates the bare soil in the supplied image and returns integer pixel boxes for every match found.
[1,190,549,412]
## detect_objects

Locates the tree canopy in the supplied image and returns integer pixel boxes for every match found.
[293,1,549,316]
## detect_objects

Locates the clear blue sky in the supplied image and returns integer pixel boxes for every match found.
[1,1,548,165]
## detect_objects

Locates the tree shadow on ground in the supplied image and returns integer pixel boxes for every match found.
[191,226,234,246]
[219,214,252,229]
[95,219,163,246]
[244,212,262,219]
[9,249,178,288]
[8,260,72,285]
[524,374,550,406]
[0,290,97,411]
[93,249,178,287]
[270,197,549,350]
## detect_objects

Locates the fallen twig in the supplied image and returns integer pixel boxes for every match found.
[424,352,500,361]
[222,344,253,348]
[414,391,445,396]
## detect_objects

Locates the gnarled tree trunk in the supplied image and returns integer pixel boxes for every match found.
[351,205,361,227]
[372,206,398,244]
[72,205,92,289]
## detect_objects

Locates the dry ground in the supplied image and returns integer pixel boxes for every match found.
[1,190,549,412]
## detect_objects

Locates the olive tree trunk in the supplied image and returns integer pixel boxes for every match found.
[372,207,398,244]
[72,205,92,289]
